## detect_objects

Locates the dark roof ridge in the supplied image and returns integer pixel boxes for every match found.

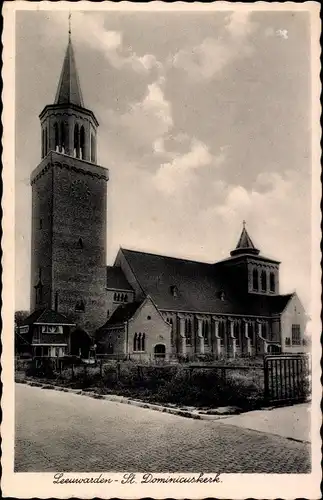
[121,247,213,266]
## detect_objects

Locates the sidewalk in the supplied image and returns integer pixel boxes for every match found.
[218,403,310,443]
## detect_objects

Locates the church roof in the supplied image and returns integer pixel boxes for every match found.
[54,38,84,107]
[230,223,260,257]
[21,308,75,326]
[106,266,133,291]
[98,301,143,330]
[119,248,292,317]
[121,248,240,314]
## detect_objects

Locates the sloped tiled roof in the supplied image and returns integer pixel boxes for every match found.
[98,302,143,330]
[21,308,46,326]
[106,266,133,291]
[22,308,75,326]
[238,293,293,316]
[121,248,240,314]
[120,248,292,317]
[54,39,84,107]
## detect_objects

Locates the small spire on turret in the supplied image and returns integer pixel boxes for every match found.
[68,12,72,41]
[230,221,260,257]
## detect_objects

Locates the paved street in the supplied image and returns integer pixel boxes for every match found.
[15,384,310,473]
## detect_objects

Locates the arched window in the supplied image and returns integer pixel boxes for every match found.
[91,133,96,163]
[117,293,120,302]
[74,123,80,158]
[249,323,255,346]
[234,322,240,347]
[75,299,85,312]
[113,292,117,301]
[137,333,142,351]
[218,321,225,346]
[78,237,83,249]
[141,333,146,352]
[41,128,44,157]
[261,270,267,292]
[202,320,209,345]
[44,127,48,156]
[133,333,137,351]
[270,272,275,292]
[60,122,66,153]
[80,126,85,160]
[252,268,258,291]
[185,318,192,345]
[124,294,128,302]
[54,122,59,151]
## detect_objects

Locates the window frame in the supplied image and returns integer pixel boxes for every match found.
[291,324,301,346]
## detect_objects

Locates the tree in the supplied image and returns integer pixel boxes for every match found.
[15,310,30,327]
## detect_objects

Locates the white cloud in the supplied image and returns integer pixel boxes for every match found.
[207,170,310,307]
[172,11,256,81]
[118,80,173,149]
[60,12,162,75]
[154,139,213,195]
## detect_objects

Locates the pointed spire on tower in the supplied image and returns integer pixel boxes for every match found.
[230,221,260,257]
[54,13,84,107]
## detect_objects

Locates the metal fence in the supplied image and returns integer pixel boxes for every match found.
[264,354,310,404]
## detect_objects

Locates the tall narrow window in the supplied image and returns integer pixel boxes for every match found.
[80,126,85,160]
[218,321,225,346]
[54,122,59,151]
[60,122,66,153]
[249,322,255,346]
[137,333,142,351]
[270,272,275,293]
[42,128,45,158]
[185,318,192,345]
[141,333,146,351]
[202,320,209,345]
[78,238,83,249]
[133,333,137,351]
[291,324,301,345]
[234,322,240,347]
[74,123,80,158]
[91,133,96,163]
[45,127,48,155]
[252,268,258,291]
[261,270,267,292]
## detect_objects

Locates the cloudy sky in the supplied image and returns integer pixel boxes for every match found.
[15,8,313,312]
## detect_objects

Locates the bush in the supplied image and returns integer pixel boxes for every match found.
[25,359,55,379]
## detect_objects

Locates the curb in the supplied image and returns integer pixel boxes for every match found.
[16,379,230,421]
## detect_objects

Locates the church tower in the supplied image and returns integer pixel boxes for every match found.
[214,222,280,297]
[30,29,109,334]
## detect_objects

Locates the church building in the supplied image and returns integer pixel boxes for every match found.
[19,32,307,361]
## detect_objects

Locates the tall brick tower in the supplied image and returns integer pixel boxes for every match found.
[30,30,109,334]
